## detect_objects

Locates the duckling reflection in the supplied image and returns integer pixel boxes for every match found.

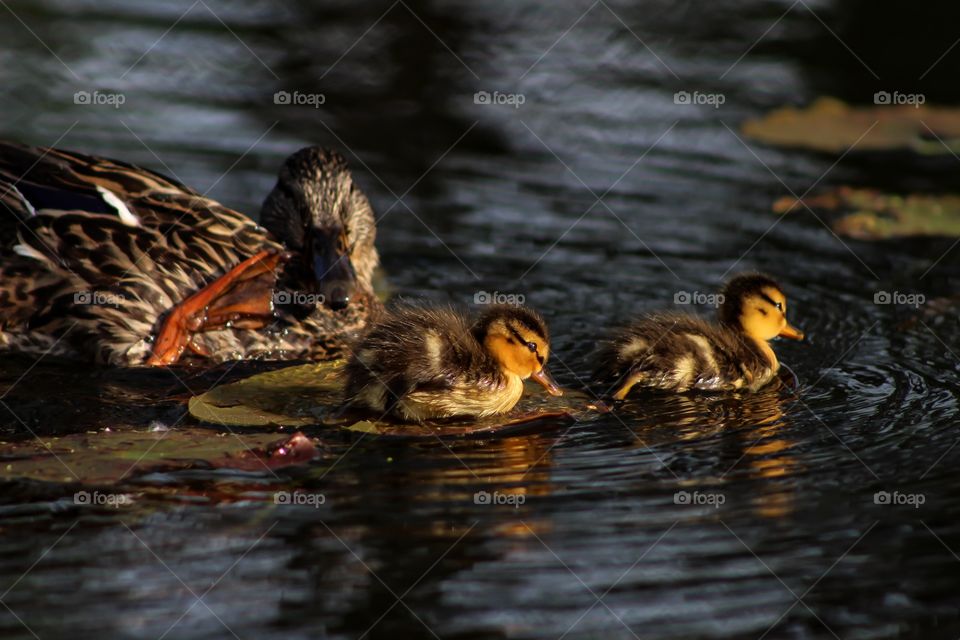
[612,385,803,518]
[424,434,557,539]
[277,432,558,636]
[312,431,558,539]
[611,380,789,444]
[737,417,804,519]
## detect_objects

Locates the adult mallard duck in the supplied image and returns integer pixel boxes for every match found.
[343,304,562,422]
[0,141,380,365]
[594,273,804,397]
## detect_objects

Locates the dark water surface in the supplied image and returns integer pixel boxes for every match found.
[1,1,960,638]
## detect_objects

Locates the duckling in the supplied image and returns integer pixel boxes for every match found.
[343,304,563,422]
[594,273,804,397]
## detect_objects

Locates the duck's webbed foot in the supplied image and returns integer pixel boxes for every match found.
[147,249,286,366]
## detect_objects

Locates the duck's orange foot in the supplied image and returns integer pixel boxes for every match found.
[147,249,286,366]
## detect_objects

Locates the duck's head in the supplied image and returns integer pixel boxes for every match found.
[719,273,804,343]
[474,305,563,396]
[260,147,379,311]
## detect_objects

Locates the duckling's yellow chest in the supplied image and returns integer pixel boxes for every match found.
[398,373,525,421]
[739,339,779,391]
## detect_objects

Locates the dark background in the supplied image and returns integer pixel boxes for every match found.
[0,1,959,638]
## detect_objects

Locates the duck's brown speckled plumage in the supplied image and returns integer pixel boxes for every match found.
[594,273,803,396]
[0,141,380,365]
[343,304,558,422]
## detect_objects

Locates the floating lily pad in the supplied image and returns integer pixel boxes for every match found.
[188,360,344,427]
[773,187,960,239]
[189,361,606,437]
[743,97,960,155]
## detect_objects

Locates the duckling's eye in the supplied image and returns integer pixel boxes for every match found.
[526,341,538,353]
[775,302,783,312]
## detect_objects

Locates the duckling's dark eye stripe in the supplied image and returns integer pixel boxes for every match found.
[511,313,548,340]
[507,325,533,350]
[759,293,778,307]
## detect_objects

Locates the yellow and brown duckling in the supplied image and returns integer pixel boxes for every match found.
[343,304,563,422]
[594,273,804,398]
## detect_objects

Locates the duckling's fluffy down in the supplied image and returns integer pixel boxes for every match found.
[593,312,773,395]
[342,305,522,421]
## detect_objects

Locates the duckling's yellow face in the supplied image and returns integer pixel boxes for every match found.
[484,319,562,396]
[740,286,804,343]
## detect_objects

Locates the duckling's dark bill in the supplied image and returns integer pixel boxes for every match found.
[532,368,563,396]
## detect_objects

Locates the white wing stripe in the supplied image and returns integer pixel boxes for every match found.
[96,185,141,227]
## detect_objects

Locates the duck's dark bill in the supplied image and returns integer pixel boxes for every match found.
[309,227,356,310]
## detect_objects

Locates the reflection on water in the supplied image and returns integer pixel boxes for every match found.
[615,383,802,519]
[2,0,960,638]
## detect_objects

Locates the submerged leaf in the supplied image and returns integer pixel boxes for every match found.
[773,187,960,239]
[214,431,318,471]
[0,428,318,485]
[743,97,960,154]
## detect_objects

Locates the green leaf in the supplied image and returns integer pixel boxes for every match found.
[743,97,960,155]
[774,187,960,239]
[188,361,345,427]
